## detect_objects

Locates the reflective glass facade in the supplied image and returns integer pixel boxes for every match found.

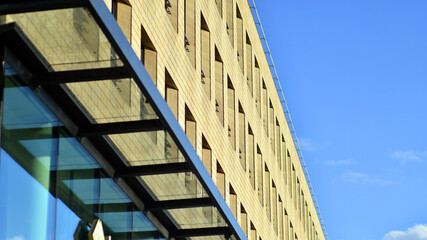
[1,63,163,240]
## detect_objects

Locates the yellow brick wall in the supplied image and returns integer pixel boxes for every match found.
[5,1,326,239]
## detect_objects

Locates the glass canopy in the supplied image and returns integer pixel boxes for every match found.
[0,0,246,239]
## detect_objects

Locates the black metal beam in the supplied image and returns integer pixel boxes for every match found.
[2,126,62,141]
[115,162,190,177]
[53,169,105,180]
[34,66,130,85]
[84,202,132,213]
[170,227,231,238]
[78,119,163,136]
[146,197,212,211]
[111,231,161,239]
[0,0,85,15]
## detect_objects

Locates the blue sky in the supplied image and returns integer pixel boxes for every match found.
[256,1,427,240]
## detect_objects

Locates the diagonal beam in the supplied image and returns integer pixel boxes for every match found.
[78,119,163,136]
[35,66,130,85]
[170,227,231,238]
[115,162,190,177]
[146,197,212,211]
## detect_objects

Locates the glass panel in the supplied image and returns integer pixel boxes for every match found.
[55,199,82,240]
[1,69,59,240]
[99,178,131,204]
[100,212,132,233]
[5,8,122,71]
[57,137,99,170]
[139,172,207,201]
[107,131,184,166]
[165,207,227,229]
[0,150,56,240]
[63,78,157,124]
[133,212,166,240]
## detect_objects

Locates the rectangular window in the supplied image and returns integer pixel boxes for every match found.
[288,152,292,195]
[281,136,286,174]
[262,80,268,133]
[269,101,275,151]
[305,201,309,236]
[256,146,263,204]
[246,33,253,95]
[250,222,257,240]
[215,48,224,125]
[240,205,247,235]
[290,221,294,240]
[202,136,212,175]
[229,184,237,217]
[141,25,157,84]
[201,14,211,98]
[216,0,222,17]
[264,164,271,220]
[276,120,280,164]
[225,0,233,45]
[248,126,255,189]
[216,162,226,199]
[300,190,304,221]
[236,5,243,71]
[309,213,313,240]
[272,181,277,233]
[296,178,300,209]
[113,0,132,42]
[227,78,236,149]
[165,70,179,162]
[165,69,178,118]
[285,210,289,240]
[254,58,261,116]
[165,0,178,32]
[184,0,196,67]
[279,197,284,239]
[238,103,246,170]
[185,105,196,149]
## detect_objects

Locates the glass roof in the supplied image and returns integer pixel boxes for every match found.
[1,2,244,239]
[166,207,226,229]
[5,8,122,71]
[139,172,207,201]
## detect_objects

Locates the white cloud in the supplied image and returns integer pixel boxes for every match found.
[324,159,354,166]
[383,224,427,240]
[342,171,395,186]
[298,138,319,152]
[343,171,368,183]
[8,235,25,240]
[391,150,427,164]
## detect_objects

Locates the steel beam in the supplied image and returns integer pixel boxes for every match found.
[35,66,130,85]
[170,227,231,238]
[115,162,190,177]
[146,197,212,211]
[78,119,163,136]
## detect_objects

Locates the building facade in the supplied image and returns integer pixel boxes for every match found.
[0,0,326,240]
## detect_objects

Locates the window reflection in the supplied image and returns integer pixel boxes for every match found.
[1,63,164,239]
